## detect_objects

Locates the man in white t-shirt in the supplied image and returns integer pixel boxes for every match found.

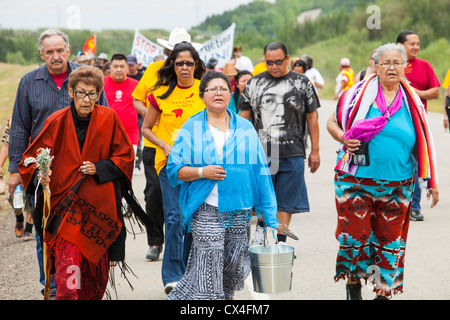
[233,46,254,73]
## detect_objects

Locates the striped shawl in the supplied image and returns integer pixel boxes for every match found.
[334,75,438,188]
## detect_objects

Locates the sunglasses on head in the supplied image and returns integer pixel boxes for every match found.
[265,56,287,66]
[174,61,196,67]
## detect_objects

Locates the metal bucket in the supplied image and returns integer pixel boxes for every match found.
[248,244,295,294]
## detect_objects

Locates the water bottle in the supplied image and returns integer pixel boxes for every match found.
[13,185,24,209]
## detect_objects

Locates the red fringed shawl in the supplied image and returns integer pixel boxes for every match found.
[19,105,135,265]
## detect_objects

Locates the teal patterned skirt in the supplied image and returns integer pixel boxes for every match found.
[333,173,415,296]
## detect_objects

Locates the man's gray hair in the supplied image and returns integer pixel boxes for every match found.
[373,43,407,67]
[38,29,70,52]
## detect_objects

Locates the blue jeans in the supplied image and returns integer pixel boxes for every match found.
[158,166,186,285]
[35,228,56,295]
[270,156,310,213]
[411,158,421,211]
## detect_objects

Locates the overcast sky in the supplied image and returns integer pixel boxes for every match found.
[0,0,275,31]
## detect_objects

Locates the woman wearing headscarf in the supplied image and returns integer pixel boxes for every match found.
[327,43,438,300]
[141,41,206,294]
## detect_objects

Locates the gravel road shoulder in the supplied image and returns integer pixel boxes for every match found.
[0,196,42,300]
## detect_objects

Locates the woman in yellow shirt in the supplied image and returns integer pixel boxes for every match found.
[141,41,206,294]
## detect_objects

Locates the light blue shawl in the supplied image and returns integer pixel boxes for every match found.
[167,109,279,230]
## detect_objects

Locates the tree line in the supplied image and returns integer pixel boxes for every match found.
[0,0,447,68]
[194,0,448,54]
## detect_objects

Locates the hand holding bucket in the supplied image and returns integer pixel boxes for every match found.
[276,223,299,241]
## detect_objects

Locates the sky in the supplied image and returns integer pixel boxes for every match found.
[0,0,274,31]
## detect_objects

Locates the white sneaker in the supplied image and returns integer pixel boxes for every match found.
[250,224,265,247]
[133,167,141,175]
[164,282,178,294]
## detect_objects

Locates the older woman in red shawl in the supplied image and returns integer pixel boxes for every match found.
[19,66,147,300]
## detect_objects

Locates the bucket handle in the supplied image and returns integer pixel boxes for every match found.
[263,227,267,247]
[264,228,280,253]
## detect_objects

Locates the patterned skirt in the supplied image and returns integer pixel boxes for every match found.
[167,203,251,300]
[333,173,414,295]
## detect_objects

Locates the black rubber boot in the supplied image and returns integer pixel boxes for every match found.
[346,282,362,300]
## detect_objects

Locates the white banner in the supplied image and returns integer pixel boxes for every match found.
[131,30,164,67]
[198,23,235,69]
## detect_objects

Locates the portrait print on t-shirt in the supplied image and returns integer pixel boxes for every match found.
[240,71,319,159]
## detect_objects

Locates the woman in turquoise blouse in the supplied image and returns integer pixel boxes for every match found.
[166,71,294,300]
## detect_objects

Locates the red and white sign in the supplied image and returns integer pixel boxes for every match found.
[131,30,164,67]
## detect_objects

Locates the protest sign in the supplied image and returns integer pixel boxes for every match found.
[131,30,164,67]
[198,23,235,69]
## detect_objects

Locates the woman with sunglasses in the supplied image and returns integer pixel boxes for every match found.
[141,41,206,295]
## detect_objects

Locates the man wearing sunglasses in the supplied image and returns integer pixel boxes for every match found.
[239,42,320,246]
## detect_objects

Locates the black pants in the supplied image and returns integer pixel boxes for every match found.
[135,115,144,169]
[142,146,164,246]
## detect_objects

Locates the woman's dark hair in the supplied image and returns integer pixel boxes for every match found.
[300,54,313,70]
[233,70,252,107]
[293,59,307,72]
[396,30,418,44]
[152,41,205,99]
[199,71,231,99]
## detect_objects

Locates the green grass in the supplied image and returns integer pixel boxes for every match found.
[246,34,448,112]
[0,62,37,180]
[0,62,37,124]
[0,33,447,126]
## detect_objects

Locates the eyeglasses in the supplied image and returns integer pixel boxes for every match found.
[73,89,99,100]
[265,56,287,66]
[204,87,230,95]
[174,61,196,67]
[378,62,404,69]
[260,96,298,112]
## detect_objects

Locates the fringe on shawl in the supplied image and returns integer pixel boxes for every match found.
[47,229,138,300]
[334,272,403,297]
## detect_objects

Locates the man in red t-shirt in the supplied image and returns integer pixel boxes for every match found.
[397,30,440,111]
[397,30,440,222]
[104,54,139,154]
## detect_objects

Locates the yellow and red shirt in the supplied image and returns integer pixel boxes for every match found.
[131,60,165,148]
[148,79,205,174]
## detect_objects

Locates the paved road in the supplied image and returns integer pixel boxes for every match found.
[111,99,450,300]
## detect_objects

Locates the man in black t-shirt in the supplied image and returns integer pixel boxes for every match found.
[240,42,320,245]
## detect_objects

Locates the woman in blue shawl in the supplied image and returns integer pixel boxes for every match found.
[166,71,292,300]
